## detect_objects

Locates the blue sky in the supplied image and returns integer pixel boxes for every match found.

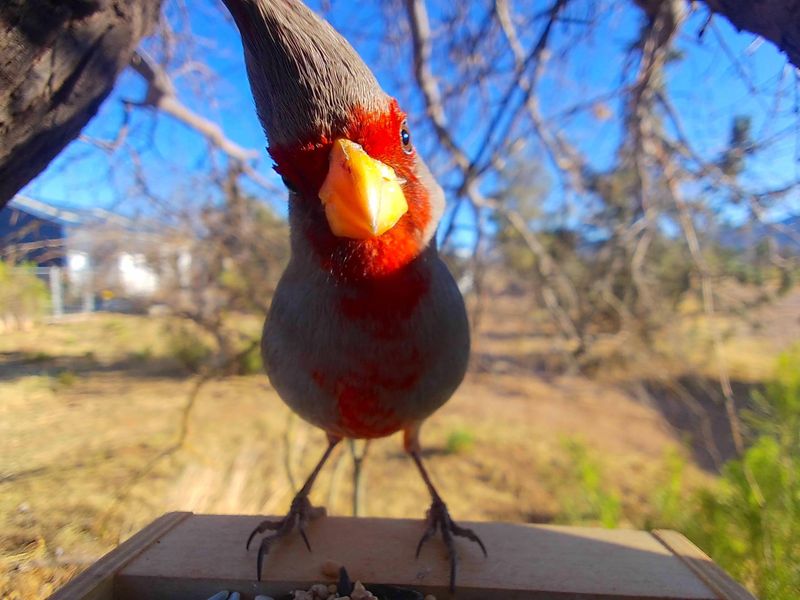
[20,0,799,243]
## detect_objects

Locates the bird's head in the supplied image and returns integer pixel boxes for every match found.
[223,0,444,281]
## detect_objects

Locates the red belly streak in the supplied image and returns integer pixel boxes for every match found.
[311,263,430,436]
[337,384,402,438]
[312,360,422,438]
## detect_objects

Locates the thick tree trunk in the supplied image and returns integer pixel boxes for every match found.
[700,0,800,68]
[0,0,161,209]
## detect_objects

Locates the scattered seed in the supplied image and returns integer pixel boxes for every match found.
[321,559,341,578]
[349,580,378,600]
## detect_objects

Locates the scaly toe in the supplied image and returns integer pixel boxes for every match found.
[248,494,326,580]
[246,516,287,550]
[415,497,487,593]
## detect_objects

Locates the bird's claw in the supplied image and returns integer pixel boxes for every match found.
[415,496,487,592]
[247,494,326,580]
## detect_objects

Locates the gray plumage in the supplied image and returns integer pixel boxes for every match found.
[224,0,468,440]
[263,244,469,439]
[223,0,389,146]
[223,2,484,588]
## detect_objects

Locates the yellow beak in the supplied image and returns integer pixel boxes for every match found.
[318,139,408,239]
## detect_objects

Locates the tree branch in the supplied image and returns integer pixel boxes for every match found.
[128,50,258,164]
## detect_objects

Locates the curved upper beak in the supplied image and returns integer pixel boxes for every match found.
[319,139,408,239]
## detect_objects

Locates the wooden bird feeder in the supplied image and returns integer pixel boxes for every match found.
[49,512,754,600]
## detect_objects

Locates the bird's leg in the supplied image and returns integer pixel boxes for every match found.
[247,435,341,580]
[405,429,487,593]
[349,438,371,516]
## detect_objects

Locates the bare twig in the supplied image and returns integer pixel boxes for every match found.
[127,50,278,193]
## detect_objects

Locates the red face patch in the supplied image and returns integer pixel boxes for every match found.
[269,100,432,282]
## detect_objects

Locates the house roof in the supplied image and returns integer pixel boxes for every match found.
[7,196,167,233]
[7,195,84,226]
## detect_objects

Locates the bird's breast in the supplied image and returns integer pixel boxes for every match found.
[262,252,469,439]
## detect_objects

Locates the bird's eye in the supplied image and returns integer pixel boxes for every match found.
[281,175,298,194]
[400,120,413,154]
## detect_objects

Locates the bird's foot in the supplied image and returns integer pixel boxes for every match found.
[246,494,326,580]
[415,496,487,592]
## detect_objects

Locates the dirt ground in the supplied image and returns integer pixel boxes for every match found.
[2,288,797,598]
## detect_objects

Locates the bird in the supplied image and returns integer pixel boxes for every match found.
[221,0,486,591]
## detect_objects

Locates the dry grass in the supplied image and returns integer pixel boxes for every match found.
[2,289,797,598]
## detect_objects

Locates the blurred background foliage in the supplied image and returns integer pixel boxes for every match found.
[0,263,50,331]
[551,346,800,598]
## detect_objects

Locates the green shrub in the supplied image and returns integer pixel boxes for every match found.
[164,323,214,373]
[0,261,50,325]
[54,370,78,388]
[24,351,53,363]
[555,438,621,528]
[683,345,800,599]
[645,449,689,529]
[445,427,476,454]
[545,349,799,598]
[234,341,263,375]
[130,347,154,363]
